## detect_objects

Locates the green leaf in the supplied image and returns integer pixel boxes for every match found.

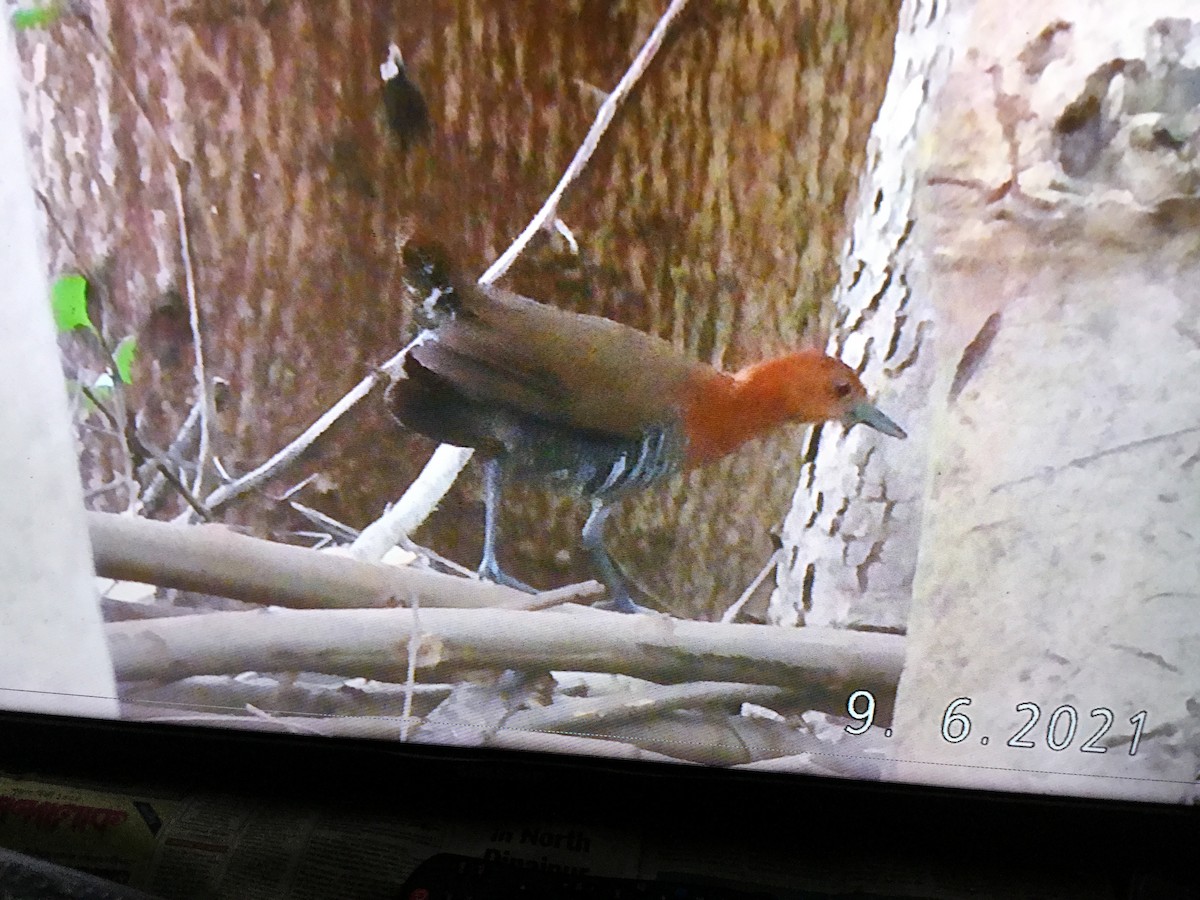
[113,335,138,385]
[11,6,61,29]
[51,274,95,333]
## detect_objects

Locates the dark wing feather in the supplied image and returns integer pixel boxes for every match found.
[397,243,715,439]
[408,332,570,415]
[428,284,709,439]
[386,356,507,456]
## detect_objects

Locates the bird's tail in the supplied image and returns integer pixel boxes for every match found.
[401,241,464,326]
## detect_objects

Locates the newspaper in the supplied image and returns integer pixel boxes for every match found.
[0,771,1117,899]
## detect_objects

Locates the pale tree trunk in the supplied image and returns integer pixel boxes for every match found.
[0,19,118,718]
[771,0,960,630]
[890,1,1200,802]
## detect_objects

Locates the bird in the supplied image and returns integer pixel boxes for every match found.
[386,243,907,614]
[380,44,430,150]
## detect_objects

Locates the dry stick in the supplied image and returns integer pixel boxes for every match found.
[116,712,413,740]
[721,551,781,624]
[504,681,789,734]
[105,606,905,723]
[243,703,322,736]
[168,174,211,500]
[140,396,203,508]
[121,710,684,763]
[577,709,842,767]
[349,442,472,562]
[113,711,680,762]
[487,729,695,764]
[202,338,417,513]
[477,0,691,286]
[87,510,593,611]
[350,0,693,562]
[121,675,452,720]
[522,581,612,610]
[80,388,212,521]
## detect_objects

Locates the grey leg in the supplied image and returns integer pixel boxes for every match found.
[478,459,535,592]
[581,499,644,614]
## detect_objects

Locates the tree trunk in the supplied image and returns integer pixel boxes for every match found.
[0,16,118,718]
[890,0,1200,802]
[771,0,955,629]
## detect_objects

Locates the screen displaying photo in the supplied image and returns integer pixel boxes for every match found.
[2,0,1197,808]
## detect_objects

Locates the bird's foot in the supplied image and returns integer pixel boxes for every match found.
[593,593,654,615]
[477,558,537,593]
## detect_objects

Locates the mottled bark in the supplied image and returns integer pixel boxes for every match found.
[890,1,1200,803]
[0,17,117,718]
[17,1,899,621]
[771,0,958,630]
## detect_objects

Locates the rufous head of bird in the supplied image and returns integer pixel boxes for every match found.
[733,351,907,439]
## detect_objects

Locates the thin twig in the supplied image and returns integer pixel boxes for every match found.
[399,539,477,578]
[84,477,133,501]
[169,174,211,501]
[721,551,780,624]
[78,379,137,495]
[79,384,122,433]
[523,580,608,609]
[288,501,360,542]
[34,189,78,262]
[144,451,213,522]
[79,389,212,521]
[479,0,691,285]
[277,472,321,501]
[202,339,416,512]
[140,394,203,508]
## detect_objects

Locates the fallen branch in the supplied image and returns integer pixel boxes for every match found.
[88,510,599,611]
[486,729,698,764]
[577,710,886,769]
[110,710,684,763]
[105,606,904,722]
[120,711,411,741]
[505,681,788,733]
[504,681,892,769]
[734,753,886,781]
[120,673,452,721]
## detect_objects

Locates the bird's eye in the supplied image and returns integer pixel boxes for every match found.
[833,381,852,399]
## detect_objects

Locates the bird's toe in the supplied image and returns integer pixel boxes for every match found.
[478,560,537,594]
[593,594,654,615]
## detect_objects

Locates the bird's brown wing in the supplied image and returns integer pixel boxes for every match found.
[411,284,713,439]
